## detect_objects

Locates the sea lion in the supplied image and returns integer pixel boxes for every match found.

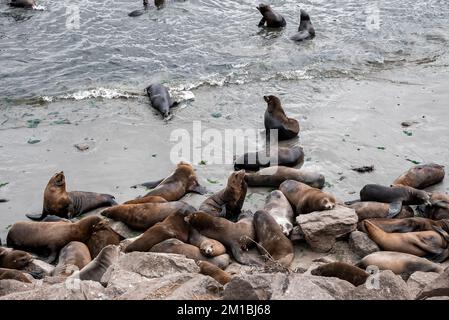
[0,268,32,283]
[0,247,33,270]
[420,192,449,220]
[9,0,35,8]
[311,262,369,286]
[101,201,196,231]
[245,166,325,189]
[123,196,167,205]
[0,199,8,203]
[263,190,294,236]
[53,241,92,277]
[188,228,226,257]
[234,146,304,171]
[253,210,294,268]
[146,83,178,119]
[124,211,190,253]
[356,251,444,279]
[359,217,449,234]
[26,171,117,221]
[280,180,336,215]
[199,170,247,220]
[257,4,286,28]
[392,163,445,189]
[150,239,231,269]
[185,211,258,265]
[363,220,449,262]
[263,95,299,141]
[197,260,231,285]
[86,220,123,258]
[135,161,206,201]
[7,216,104,263]
[128,0,149,17]
[73,245,120,283]
[290,9,315,42]
[349,201,415,222]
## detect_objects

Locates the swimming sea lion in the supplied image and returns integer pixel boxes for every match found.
[263,95,299,141]
[26,171,117,221]
[263,190,294,236]
[9,0,35,8]
[101,201,196,231]
[53,241,92,277]
[257,4,286,28]
[0,268,32,283]
[86,220,123,258]
[311,262,369,286]
[188,228,226,257]
[234,146,304,171]
[392,163,445,189]
[280,180,336,215]
[253,210,294,268]
[146,83,178,119]
[128,0,149,17]
[0,247,33,270]
[420,192,449,220]
[123,196,167,205]
[349,201,414,222]
[73,245,120,283]
[360,217,449,234]
[290,9,315,42]
[245,166,325,189]
[197,260,232,285]
[199,170,247,220]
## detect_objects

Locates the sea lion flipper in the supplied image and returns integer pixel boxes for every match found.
[258,17,266,27]
[132,179,164,189]
[387,201,402,218]
[25,212,45,221]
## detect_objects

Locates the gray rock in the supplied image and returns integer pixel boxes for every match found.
[296,205,358,252]
[0,280,36,297]
[406,271,440,299]
[349,231,380,258]
[23,259,55,278]
[416,267,449,300]
[223,274,288,300]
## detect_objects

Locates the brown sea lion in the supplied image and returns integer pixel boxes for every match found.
[26,171,117,221]
[263,95,299,141]
[392,163,445,189]
[291,9,316,42]
[123,195,167,205]
[188,228,226,257]
[234,146,304,171]
[124,211,190,253]
[86,220,124,258]
[359,217,449,234]
[7,216,103,263]
[311,262,369,286]
[349,201,414,223]
[0,268,32,283]
[101,201,196,231]
[257,4,286,28]
[53,241,92,277]
[263,190,294,236]
[199,170,247,220]
[421,192,449,220]
[150,239,231,269]
[0,247,33,270]
[280,180,336,215]
[245,166,325,189]
[197,260,232,285]
[253,210,294,268]
[74,245,120,283]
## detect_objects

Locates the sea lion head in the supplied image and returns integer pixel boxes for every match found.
[0,250,33,269]
[49,171,66,188]
[300,9,311,21]
[227,169,246,189]
[77,216,105,233]
[175,161,206,194]
[257,3,271,14]
[263,95,282,113]
[320,196,336,210]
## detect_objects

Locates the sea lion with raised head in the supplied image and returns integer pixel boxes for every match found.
[290,9,315,42]
[86,220,124,258]
[392,163,445,189]
[53,241,92,277]
[280,180,336,215]
[263,95,299,141]
[263,190,294,236]
[26,171,117,221]
[146,83,178,119]
[245,166,324,189]
[188,228,226,257]
[257,4,286,28]
[234,146,304,171]
[0,247,33,270]
[199,170,247,220]
[311,262,369,286]
[197,260,232,285]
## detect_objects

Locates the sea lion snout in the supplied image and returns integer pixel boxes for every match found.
[263,95,270,102]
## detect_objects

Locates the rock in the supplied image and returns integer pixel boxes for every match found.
[349,231,380,257]
[0,280,36,297]
[223,274,287,300]
[406,272,440,299]
[74,143,89,151]
[23,259,55,279]
[296,205,358,252]
[427,296,449,300]
[345,270,412,300]
[416,267,449,300]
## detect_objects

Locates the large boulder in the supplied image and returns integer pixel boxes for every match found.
[349,231,380,258]
[416,267,449,300]
[406,272,440,299]
[0,280,37,297]
[296,205,358,252]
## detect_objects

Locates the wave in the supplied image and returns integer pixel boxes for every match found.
[40,88,142,102]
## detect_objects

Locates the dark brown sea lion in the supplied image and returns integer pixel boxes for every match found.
[420,192,449,220]
[311,262,369,286]
[349,201,414,222]
[257,4,286,28]
[74,245,120,283]
[280,180,336,215]
[86,220,124,258]
[263,95,299,141]
[188,228,226,257]
[199,170,247,220]
[150,239,231,269]
[0,268,32,283]
[123,196,167,205]
[53,241,92,277]
[263,191,294,236]
[392,163,445,189]
[7,216,103,263]
[185,211,259,265]
[253,210,294,268]
[245,166,325,189]
[124,211,190,253]
[9,0,35,8]
[101,201,196,231]
[197,260,232,285]
[359,217,449,234]
[234,146,304,171]
[290,9,315,42]
[0,247,33,270]
[26,171,117,221]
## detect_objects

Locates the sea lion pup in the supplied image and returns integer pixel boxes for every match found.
[263,190,294,236]
[349,201,414,223]
[72,245,120,283]
[146,83,179,119]
[9,0,35,8]
[363,220,449,262]
[254,210,294,268]
[234,146,304,171]
[53,242,92,277]
[123,196,167,205]
[392,163,445,189]
[185,211,259,266]
[0,268,32,283]
[245,166,325,189]
[263,95,299,141]
[0,247,33,270]
[150,239,231,269]
[26,171,117,221]
[359,217,449,234]
[257,4,286,28]
[199,170,247,220]
[311,262,369,286]
[279,180,336,215]
[7,216,103,263]
[101,201,196,231]
[197,260,231,285]
[356,251,444,279]
[124,211,190,253]
[290,9,315,42]
[420,192,449,220]
[188,228,226,257]
[86,220,124,258]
